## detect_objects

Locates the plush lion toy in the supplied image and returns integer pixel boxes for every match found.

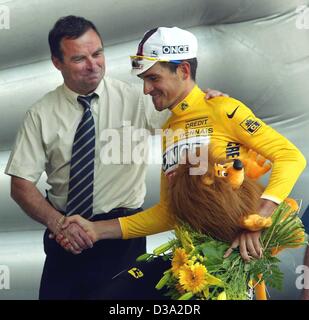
[168,148,301,300]
[168,149,272,243]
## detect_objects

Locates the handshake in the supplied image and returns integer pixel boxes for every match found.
[50,215,99,254]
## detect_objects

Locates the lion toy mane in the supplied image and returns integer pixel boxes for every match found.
[169,150,267,243]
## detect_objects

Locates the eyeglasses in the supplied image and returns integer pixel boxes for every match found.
[130,55,182,69]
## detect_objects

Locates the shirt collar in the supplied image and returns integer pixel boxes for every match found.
[62,79,104,108]
[170,85,204,116]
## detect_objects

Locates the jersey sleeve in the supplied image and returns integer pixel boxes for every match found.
[119,171,176,239]
[221,98,306,203]
[5,110,46,184]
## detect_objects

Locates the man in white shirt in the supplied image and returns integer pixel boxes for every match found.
[5,15,168,300]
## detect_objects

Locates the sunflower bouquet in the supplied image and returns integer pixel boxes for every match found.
[137,200,307,300]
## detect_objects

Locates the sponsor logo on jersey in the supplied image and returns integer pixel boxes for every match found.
[240,116,262,135]
[180,101,189,111]
[226,142,240,159]
[162,136,209,174]
[226,106,239,119]
[128,268,144,279]
[188,128,213,136]
[185,117,208,129]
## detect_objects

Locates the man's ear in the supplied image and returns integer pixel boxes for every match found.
[51,56,62,71]
[178,61,191,80]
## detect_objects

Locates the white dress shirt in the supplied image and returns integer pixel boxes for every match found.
[5,76,169,214]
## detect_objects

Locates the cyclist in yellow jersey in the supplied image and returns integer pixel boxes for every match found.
[59,27,306,263]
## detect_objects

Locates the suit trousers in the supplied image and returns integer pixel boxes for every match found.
[39,207,145,300]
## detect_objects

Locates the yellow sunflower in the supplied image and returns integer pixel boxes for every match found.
[171,248,189,276]
[178,263,208,294]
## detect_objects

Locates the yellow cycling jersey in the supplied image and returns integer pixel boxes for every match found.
[119,85,306,239]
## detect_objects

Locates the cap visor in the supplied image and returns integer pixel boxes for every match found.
[131,59,157,76]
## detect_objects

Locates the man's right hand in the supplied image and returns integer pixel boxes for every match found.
[49,215,94,254]
[51,214,123,254]
[10,177,94,255]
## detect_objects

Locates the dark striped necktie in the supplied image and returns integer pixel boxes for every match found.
[66,93,97,219]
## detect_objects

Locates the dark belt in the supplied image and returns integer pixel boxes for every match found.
[46,191,141,221]
[90,207,143,222]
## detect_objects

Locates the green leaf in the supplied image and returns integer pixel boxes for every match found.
[178,292,194,300]
[136,253,152,262]
[199,240,228,266]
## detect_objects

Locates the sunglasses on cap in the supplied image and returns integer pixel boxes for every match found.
[130,55,182,70]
